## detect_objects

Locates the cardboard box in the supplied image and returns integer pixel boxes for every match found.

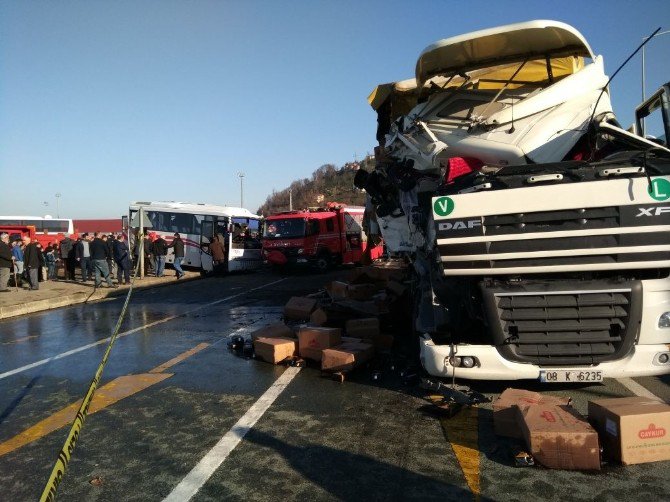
[519,404,601,470]
[284,297,317,320]
[250,322,294,342]
[321,342,375,372]
[328,281,349,300]
[347,283,379,301]
[254,337,297,364]
[588,396,670,465]
[309,308,328,327]
[371,333,394,350]
[385,280,407,297]
[298,326,342,361]
[493,388,572,439]
[345,318,380,339]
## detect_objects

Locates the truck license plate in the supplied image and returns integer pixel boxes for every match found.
[540,370,603,383]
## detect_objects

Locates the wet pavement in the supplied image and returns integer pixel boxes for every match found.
[0,269,669,501]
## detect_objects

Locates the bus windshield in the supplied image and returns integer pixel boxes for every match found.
[263,218,306,239]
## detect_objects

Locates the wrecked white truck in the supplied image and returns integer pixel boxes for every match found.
[356,20,670,381]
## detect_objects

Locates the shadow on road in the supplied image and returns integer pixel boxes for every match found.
[245,429,492,501]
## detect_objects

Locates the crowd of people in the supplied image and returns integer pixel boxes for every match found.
[0,231,186,292]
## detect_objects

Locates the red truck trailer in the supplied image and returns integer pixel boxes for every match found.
[262,203,383,270]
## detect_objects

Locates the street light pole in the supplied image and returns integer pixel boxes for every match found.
[238,172,245,207]
[55,193,61,218]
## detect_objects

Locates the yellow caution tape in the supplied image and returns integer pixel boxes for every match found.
[40,236,145,501]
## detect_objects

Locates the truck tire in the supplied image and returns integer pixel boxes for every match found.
[315,252,331,272]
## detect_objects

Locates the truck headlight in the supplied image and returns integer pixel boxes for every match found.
[658,312,670,328]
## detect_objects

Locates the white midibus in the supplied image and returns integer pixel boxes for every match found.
[126,202,263,273]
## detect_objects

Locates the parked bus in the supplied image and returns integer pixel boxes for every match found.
[126,201,263,273]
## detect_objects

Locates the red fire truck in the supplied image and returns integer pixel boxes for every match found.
[262,203,383,270]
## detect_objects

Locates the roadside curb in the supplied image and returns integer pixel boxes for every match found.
[0,275,201,320]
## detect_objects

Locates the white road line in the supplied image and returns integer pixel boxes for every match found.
[617,377,665,401]
[0,278,286,380]
[163,366,301,502]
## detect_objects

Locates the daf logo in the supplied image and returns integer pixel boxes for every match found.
[438,219,481,231]
[636,207,670,217]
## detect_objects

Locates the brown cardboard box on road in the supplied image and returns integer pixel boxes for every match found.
[588,396,670,465]
[385,280,407,297]
[347,283,379,301]
[309,308,328,326]
[327,281,349,300]
[250,322,294,342]
[284,297,317,320]
[298,326,342,361]
[321,342,375,372]
[519,404,600,470]
[345,318,380,339]
[254,337,297,364]
[493,388,572,439]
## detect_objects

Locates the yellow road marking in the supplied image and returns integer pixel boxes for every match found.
[0,373,170,457]
[430,396,481,499]
[149,343,210,373]
[2,335,40,345]
[0,343,211,458]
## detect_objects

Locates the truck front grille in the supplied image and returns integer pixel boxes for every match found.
[483,282,642,366]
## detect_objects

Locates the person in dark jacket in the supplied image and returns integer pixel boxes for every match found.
[113,234,131,285]
[153,234,168,277]
[143,234,155,275]
[90,232,116,288]
[0,233,12,291]
[168,233,185,279]
[106,234,116,278]
[59,234,75,280]
[22,235,41,290]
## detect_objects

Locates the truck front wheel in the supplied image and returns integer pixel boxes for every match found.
[315,252,332,272]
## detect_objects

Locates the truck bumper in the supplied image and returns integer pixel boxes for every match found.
[419,334,670,381]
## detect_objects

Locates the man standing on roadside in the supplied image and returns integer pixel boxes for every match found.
[22,235,41,290]
[113,234,131,285]
[90,232,116,288]
[59,233,75,280]
[75,233,92,282]
[0,233,12,292]
[168,233,185,279]
[153,234,168,277]
[11,238,24,286]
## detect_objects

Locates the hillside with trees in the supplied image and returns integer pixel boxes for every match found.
[257,160,372,215]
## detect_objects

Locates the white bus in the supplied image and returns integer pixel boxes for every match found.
[0,215,74,235]
[126,201,263,273]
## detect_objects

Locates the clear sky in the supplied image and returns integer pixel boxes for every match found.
[1,0,668,218]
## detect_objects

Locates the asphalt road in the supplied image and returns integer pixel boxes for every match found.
[0,269,669,501]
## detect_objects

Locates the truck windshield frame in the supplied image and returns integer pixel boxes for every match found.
[263,218,306,239]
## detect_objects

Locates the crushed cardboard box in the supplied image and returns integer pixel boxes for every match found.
[588,396,670,465]
[284,297,317,320]
[250,323,294,342]
[254,337,297,364]
[518,404,601,470]
[322,341,375,372]
[298,326,342,361]
[345,318,380,339]
[493,388,572,439]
